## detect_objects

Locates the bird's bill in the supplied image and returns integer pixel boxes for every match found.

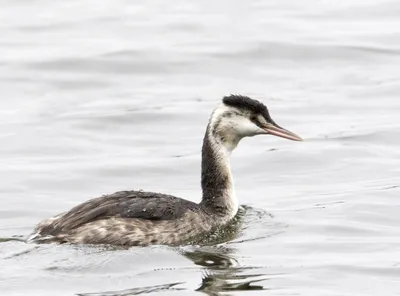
[261,123,303,141]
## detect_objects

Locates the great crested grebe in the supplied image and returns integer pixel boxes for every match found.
[30,95,302,246]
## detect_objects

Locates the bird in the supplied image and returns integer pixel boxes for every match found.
[29,95,302,246]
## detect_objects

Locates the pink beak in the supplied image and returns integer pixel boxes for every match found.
[261,123,303,141]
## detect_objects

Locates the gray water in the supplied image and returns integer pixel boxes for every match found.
[1,1,400,295]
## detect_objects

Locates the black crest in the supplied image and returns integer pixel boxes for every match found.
[222,95,272,121]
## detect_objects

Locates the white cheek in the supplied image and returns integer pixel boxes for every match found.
[235,118,264,137]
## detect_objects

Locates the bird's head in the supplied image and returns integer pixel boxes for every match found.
[208,95,302,151]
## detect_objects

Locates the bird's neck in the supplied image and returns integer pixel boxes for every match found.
[200,125,238,218]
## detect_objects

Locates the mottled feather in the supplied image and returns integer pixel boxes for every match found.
[36,191,199,236]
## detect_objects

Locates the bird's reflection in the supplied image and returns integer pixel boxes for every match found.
[180,246,267,296]
[76,246,267,296]
[182,246,238,268]
[76,282,184,296]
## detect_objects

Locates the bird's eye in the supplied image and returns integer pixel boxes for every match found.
[250,115,258,123]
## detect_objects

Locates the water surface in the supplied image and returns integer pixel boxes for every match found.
[1,1,400,295]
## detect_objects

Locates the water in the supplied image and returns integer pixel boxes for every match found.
[1,0,400,295]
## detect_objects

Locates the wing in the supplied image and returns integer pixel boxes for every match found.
[37,191,199,235]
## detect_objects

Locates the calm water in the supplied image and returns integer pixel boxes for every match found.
[1,1,400,295]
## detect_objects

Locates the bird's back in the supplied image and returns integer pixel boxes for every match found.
[31,190,209,246]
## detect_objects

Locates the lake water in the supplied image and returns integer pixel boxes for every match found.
[1,0,400,295]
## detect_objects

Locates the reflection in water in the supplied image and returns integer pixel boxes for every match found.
[182,246,238,268]
[76,282,184,296]
[180,205,273,295]
[76,247,268,296]
[182,246,267,296]
[197,271,265,296]
[0,236,25,243]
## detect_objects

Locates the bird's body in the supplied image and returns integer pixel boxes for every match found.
[33,191,220,245]
[30,95,301,246]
